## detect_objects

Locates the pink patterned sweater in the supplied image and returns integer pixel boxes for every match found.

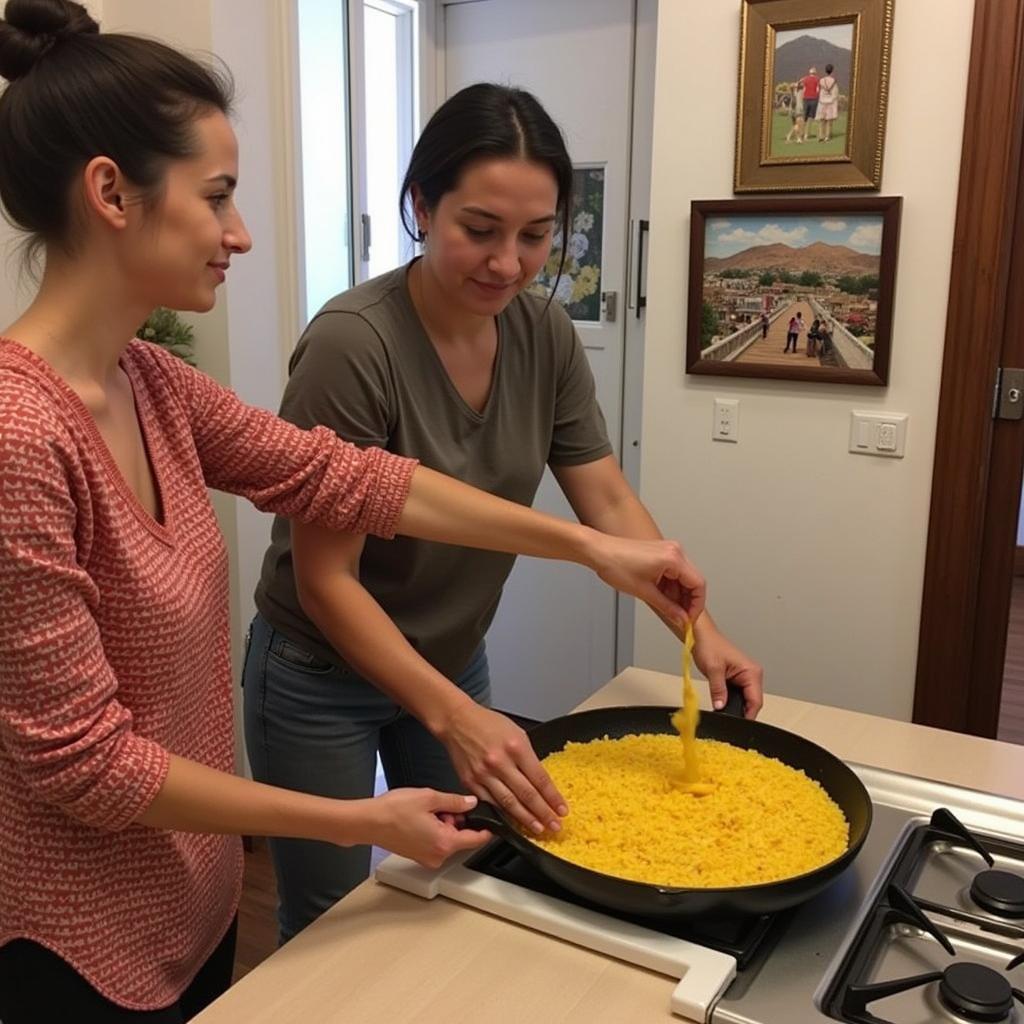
[0,339,416,1009]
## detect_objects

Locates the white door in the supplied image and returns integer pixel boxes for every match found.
[443,0,643,719]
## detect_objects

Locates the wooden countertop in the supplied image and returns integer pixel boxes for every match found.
[194,668,1024,1023]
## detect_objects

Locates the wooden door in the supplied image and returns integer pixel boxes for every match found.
[913,0,1024,737]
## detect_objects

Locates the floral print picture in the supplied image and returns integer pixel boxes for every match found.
[530,166,605,322]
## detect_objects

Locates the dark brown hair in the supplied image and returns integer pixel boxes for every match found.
[0,0,234,261]
[399,83,573,304]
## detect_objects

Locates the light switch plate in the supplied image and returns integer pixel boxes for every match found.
[849,411,908,458]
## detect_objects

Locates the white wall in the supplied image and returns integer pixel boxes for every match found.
[635,2,975,720]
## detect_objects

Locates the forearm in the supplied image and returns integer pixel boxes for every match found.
[136,753,376,846]
[399,464,705,626]
[398,465,597,567]
[298,575,473,736]
[583,487,662,541]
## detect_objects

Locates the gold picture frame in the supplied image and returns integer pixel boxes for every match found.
[734,0,894,193]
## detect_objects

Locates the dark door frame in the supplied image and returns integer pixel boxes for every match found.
[913,0,1024,735]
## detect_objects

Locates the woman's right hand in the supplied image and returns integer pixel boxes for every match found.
[437,702,568,835]
[358,789,492,868]
[585,531,707,626]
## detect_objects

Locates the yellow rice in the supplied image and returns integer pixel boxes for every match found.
[528,733,849,888]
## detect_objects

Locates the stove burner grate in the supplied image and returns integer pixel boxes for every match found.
[972,869,1024,919]
[829,879,1024,1022]
[938,962,1014,1022]
[844,960,1023,1023]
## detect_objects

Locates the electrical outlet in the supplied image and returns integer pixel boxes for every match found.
[713,399,739,443]
[877,423,898,451]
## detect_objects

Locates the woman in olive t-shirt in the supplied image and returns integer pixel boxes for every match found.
[243,83,765,942]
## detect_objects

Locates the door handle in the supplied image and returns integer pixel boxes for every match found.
[635,219,649,318]
[601,290,618,322]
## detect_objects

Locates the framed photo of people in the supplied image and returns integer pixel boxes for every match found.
[734,0,895,192]
[686,197,901,386]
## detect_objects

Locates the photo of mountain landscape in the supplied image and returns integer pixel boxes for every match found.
[704,241,877,278]
[686,198,901,385]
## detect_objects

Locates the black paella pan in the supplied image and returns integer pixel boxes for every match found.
[464,690,872,919]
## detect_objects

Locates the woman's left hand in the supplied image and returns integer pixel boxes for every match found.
[437,702,567,835]
[587,532,706,626]
[692,621,764,719]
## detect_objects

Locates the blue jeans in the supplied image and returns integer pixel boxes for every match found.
[241,613,491,942]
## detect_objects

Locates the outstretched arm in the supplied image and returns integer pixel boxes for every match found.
[156,344,704,623]
[137,754,490,869]
[398,464,706,626]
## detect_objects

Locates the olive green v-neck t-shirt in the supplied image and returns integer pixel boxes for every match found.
[255,263,612,679]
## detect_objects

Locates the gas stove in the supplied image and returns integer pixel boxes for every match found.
[824,807,1024,1023]
[375,765,1024,1023]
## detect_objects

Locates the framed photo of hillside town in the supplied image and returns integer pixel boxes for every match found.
[734,0,895,192]
[686,197,901,385]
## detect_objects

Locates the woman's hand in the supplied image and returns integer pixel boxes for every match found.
[438,703,568,835]
[692,620,764,719]
[355,789,492,868]
[585,532,706,626]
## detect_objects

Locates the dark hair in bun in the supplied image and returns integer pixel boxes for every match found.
[0,0,233,259]
[0,0,98,82]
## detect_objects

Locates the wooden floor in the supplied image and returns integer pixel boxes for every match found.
[233,839,389,981]
[233,839,278,981]
[999,575,1024,745]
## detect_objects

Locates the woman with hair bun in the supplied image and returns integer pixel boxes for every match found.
[0,2,707,1019]
[245,82,765,944]
[816,62,840,144]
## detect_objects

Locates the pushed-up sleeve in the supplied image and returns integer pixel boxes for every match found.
[0,382,169,830]
[139,341,416,539]
[547,306,613,467]
[279,310,394,446]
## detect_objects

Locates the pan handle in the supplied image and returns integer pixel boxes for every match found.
[716,681,747,718]
[459,800,517,839]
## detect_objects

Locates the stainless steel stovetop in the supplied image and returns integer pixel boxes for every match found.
[376,765,1024,1023]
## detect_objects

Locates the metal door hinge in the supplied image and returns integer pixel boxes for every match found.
[994,367,1024,420]
[601,290,618,322]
